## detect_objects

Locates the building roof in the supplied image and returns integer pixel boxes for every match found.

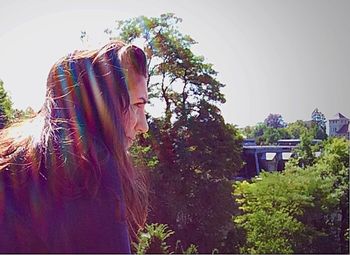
[330,112,348,120]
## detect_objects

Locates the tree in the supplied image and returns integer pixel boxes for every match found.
[234,165,339,253]
[241,125,254,139]
[234,137,349,254]
[12,107,36,122]
[144,102,243,252]
[261,126,290,145]
[244,122,290,145]
[133,223,198,254]
[112,13,225,125]
[316,138,349,253]
[289,130,318,168]
[110,14,243,252]
[285,120,309,139]
[0,80,13,128]
[264,113,286,129]
[133,223,174,254]
[311,108,327,140]
[242,120,291,145]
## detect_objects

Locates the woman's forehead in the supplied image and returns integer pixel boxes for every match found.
[127,73,148,98]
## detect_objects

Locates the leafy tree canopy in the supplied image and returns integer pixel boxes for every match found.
[111,13,225,124]
[234,137,349,254]
[107,13,244,252]
[311,108,327,140]
[285,120,309,139]
[0,79,14,128]
[264,113,286,129]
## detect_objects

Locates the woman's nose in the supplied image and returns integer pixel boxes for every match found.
[136,113,149,134]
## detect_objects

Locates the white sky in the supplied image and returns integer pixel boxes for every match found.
[0,0,349,127]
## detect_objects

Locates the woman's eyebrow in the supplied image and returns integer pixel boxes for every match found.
[138,97,149,104]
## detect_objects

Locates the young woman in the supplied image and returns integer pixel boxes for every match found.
[0,40,149,253]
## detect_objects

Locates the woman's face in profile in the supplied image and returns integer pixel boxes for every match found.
[124,68,149,149]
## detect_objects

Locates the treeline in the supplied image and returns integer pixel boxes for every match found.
[234,137,349,253]
[0,79,36,128]
[133,137,349,254]
[1,13,348,254]
[242,110,327,145]
[107,14,348,254]
[112,13,244,253]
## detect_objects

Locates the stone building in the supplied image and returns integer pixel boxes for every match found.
[329,113,349,139]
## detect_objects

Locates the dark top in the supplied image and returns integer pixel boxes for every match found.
[0,154,131,253]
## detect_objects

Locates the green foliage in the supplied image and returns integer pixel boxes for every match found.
[11,107,36,122]
[262,126,290,145]
[316,138,349,253]
[234,137,350,254]
[241,125,254,139]
[241,123,265,142]
[234,167,338,253]
[285,120,309,139]
[110,13,244,252]
[311,108,327,140]
[0,80,14,128]
[220,221,246,254]
[134,223,174,254]
[242,122,290,145]
[130,132,159,170]
[113,13,225,124]
[264,113,286,128]
[242,119,318,145]
[0,80,35,127]
[145,106,243,252]
[182,244,198,254]
[133,223,198,254]
[288,130,318,167]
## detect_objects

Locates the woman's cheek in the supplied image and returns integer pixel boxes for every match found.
[128,110,138,129]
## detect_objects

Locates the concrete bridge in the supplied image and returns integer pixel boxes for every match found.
[239,145,295,178]
[237,139,321,179]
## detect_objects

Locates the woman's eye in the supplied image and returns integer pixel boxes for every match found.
[134,102,145,108]
[131,103,144,112]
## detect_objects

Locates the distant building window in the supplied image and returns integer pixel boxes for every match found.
[265,153,276,161]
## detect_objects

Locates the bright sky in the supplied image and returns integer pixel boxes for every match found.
[0,0,349,127]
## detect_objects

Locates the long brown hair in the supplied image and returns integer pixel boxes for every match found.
[0,40,148,238]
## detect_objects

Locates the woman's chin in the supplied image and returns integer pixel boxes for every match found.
[126,138,133,149]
